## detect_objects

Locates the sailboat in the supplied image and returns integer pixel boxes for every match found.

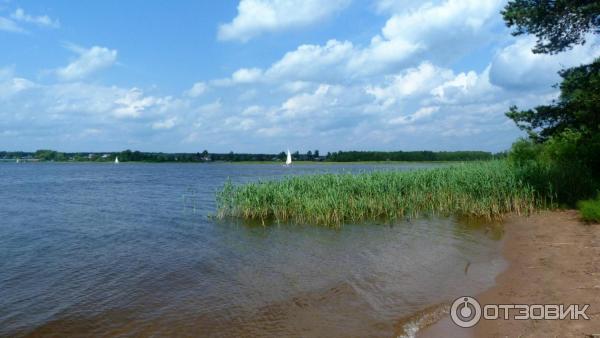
[16,158,20,164]
[114,156,119,164]
[285,149,292,167]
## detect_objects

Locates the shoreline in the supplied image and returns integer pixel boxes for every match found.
[418,210,600,337]
[2,160,463,165]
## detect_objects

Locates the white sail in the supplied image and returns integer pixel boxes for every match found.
[115,157,119,164]
[286,149,292,165]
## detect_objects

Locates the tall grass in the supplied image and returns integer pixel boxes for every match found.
[577,196,600,223]
[217,161,551,227]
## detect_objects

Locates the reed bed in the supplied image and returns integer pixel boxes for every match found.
[216,161,550,227]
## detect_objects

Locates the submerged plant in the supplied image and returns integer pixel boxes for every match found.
[216,161,552,227]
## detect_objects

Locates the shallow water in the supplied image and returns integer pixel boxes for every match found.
[0,163,505,337]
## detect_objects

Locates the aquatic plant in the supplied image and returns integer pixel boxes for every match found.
[216,161,551,227]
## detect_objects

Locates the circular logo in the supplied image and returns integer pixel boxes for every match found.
[450,296,482,328]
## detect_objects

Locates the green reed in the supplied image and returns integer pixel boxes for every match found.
[216,161,550,227]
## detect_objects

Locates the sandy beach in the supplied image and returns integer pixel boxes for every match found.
[419,210,600,337]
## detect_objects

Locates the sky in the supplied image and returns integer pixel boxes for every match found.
[1,0,599,153]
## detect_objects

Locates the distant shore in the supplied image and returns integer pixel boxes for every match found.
[2,159,463,165]
[419,210,600,337]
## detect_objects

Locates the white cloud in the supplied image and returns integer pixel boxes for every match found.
[374,0,430,14]
[381,0,501,41]
[40,83,170,121]
[281,81,313,93]
[0,75,189,151]
[431,66,499,104]
[256,126,284,137]
[431,71,478,101]
[185,82,207,97]
[489,36,600,90]
[356,0,504,73]
[0,77,35,99]
[152,116,178,130]
[238,89,258,101]
[266,39,354,82]
[0,16,25,33]
[11,8,60,28]
[389,106,439,125]
[225,116,256,131]
[212,67,264,86]
[0,8,59,33]
[0,68,36,99]
[196,99,222,114]
[215,0,504,87]
[183,131,202,143]
[7,0,599,153]
[216,40,354,87]
[113,88,160,118]
[232,67,263,83]
[241,105,263,116]
[80,128,102,137]
[45,83,126,115]
[56,45,117,81]
[366,62,454,108]
[218,0,349,42]
[281,84,339,118]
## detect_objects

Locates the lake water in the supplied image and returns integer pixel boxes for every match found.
[0,163,506,337]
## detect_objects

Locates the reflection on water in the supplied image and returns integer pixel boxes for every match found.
[0,163,505,337]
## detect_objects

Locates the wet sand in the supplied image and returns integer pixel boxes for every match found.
[419,210,600,337]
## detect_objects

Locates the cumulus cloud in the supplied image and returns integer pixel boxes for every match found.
[218,0,505,86]
[357,0,505,72]
[212,67,264,86]
[231,67,263,83]
[113,88,162,118]
[0,67,36,99]
[366,62,454,108]
[389,106,439,125]
[0,76,187,151]
[281,84,339,118]
[266,39,354,82]
[374,0,431,14]
[431,66,499,105]
[11,8,60,28]
[489,36,600,91]
[218,0,349,42]
[7,0,600,153]
[56,44,118,81]
[185,82,207,97]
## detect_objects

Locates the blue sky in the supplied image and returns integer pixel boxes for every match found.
[1,0,599,153]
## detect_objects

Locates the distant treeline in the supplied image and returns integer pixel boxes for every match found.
[0,149,504,162]
[327,150,504,162]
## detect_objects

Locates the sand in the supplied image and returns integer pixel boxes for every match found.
[419,210,600,337]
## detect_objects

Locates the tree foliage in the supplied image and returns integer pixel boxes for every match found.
[503,0,600,54]
[506,58,600,141]
[503,1,600,202]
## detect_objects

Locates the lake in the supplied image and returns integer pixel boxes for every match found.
[0,163,505,337]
